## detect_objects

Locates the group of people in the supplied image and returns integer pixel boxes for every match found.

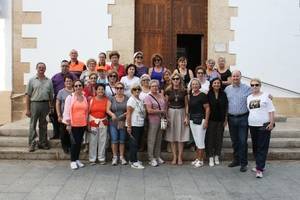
[25,49,275,178]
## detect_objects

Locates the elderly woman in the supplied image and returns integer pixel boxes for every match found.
[148,53,165,88]
[174,56,194,87]
[205,59,220,81]
[110,82,128,165]
[189,78,210,167]
[217,57,232,90]
[83,73,97,101]
[144,80,166,167]
[126,84,146,169]
[109,51,125,79]
[56,75,74,154]
[188,66,210,94]
[206,77,228,167]
[139,74,151,102]
[88,83,116,165]
[133,51,148,77]
[105,70,118,99]
[165,73,189,165]
[120,64,140,97]
[80,58,98,86]
[63,80,88,170]
[247,78,275,178]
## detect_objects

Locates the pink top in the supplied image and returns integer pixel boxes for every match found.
[144,93,166,124]
[63,94,88,127]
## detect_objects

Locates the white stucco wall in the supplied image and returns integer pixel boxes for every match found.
[22,0,112,83]
[230,0,300,97]
[0,0,12,91]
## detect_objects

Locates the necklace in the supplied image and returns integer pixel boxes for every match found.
[174,90,179,102]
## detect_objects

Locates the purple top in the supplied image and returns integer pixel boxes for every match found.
[144,93,166,124]
[51,72,77,96]
[136,65,148,77]
[206,70,220,81]
[150,67,164,87]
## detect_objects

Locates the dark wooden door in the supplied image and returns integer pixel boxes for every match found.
[135,0,207,69]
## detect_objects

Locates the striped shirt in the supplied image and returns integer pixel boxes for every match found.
[225,83,251,115]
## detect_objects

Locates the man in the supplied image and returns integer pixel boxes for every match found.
[51,60,77,139]
[25,62,54,152]
[225,70,251,172]
[69,49,86,79]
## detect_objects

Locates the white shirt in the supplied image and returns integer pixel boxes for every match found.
[120,76,140,97]
[187,79,210,94]
[139,91,150,102]
[247,92,275,126]
[126,96,145,127]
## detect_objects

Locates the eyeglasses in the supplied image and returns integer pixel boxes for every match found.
[74,84,82,88]
[132,88,141,91]
[136,56,143,59]
[115,87,124,90]
[142,79,150,81]
[109,75,117,78]
[250,84,260,87]
[172,77,180,80]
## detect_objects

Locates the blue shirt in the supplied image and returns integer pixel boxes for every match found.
[225,83,251,115]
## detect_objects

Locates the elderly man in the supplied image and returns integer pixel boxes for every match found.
[26,62,54,152]
[225,70,251,172]
[69,49,86,79]
[50,60,77,139]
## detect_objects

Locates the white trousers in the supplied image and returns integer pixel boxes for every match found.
[89,126,107,162]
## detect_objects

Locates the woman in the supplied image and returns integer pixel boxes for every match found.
[205,59,220,81]
[206,78,228,167]
[83,73,98,101]
[56,75,73,154]
[165,73,189,165]
[126,84,146,169]
[188,66,210,94]
[139,74,151,102]
[96,52,111,71]
[133,51,148,77]
[144,80,166,167]
[148,53,165,88]
[120,64,140,97]
[80,58,98,86]
[110,82,128,165]
[174,57,194,87]
[105,70,118,99]
[247,78,275,178]
[63,80,88,170]
[88,83,116,165]
[189,78,210,167]
[217,57,232,90]
[109,51,125,80]
[161,69,172,96]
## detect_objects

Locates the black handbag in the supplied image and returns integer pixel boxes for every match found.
[190,113,203,125]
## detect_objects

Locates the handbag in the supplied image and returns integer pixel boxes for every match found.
[149,94,167,130]
[190,113,203,125]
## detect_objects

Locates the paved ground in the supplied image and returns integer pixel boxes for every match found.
[0,160,300,200]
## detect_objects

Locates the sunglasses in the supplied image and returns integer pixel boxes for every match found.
[74,84,82,88]
[133,88,141,91]
[115,87,124,90]
[250,84,260,87]
[154,59,161,62]
[136,56,143,59]
[172,77,180,80]
[142,79,150,81]
[109,75,117,78]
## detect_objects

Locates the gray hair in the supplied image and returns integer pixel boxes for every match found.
[149,79,159,87]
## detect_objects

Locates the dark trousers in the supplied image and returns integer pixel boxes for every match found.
[49,108,60,138]
[205,121,224,157]
[228,114,249,166]
[70,127,85,162]
[129,126,144,162]
[250,126,271,171]
[59,123,71,152]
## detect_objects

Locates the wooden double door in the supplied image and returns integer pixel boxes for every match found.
[135,0,208,71]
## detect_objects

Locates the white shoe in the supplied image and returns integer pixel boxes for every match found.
[76,160,85,168]
[256,170,263,178]
[251,167,257,172]
[194,160,204,168]
[214,156,220,165]
[70,162,78,170]
[157,157,165,164]
[191,159,199,166]
[131,162,145,169]
[112,157,118,166]
[149,159,158,167]
[99,159,106,165]
[120,157,127,165]
[129,160,142,165]
[209,157,214,167]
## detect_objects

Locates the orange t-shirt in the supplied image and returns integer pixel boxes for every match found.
[96,64,111,71]
[89,97,109,127]
[69,60,86,72]
[71,99,88,127]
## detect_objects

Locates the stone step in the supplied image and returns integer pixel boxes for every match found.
[0,147,300,160]
[222,138,300,148]
[0,137,61,148]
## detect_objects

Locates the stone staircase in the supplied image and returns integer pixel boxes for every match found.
[0,118,300,161]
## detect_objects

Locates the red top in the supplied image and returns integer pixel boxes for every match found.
[89,97,109,127]
[110,64,125,80]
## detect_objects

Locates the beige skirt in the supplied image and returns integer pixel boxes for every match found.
[165,108,190,142]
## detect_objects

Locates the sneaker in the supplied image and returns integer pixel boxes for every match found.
[89,161,96,166]
[70,162,78,170]
[256,170,263,178]
[209,157,214,167]
[112,157,118,166]
[149,159,158,167]
[99,160,106,165]
[76,160,85,168]
[131,162,145,169]
[157,157,165,164]
[251,167,257,172]
[191,159,199,166]
[120,157,127,165]
[214,156,220,165]
[129,160,142,165]
[194,160,204,168]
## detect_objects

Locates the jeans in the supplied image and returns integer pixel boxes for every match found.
[250,126,271,171]
[70,127,85,162]
[228,114,249,166]
[110,125,126,144]
[129,126,144,163]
